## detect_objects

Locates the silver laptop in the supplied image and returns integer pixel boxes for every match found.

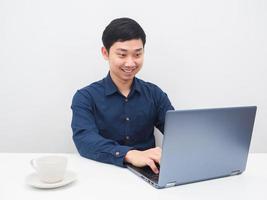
[127,106,257,189]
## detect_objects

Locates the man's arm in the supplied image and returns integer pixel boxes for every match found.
[71,90,133,167]
[154,86,174,133]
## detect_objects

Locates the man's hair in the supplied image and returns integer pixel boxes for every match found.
[102,17,146,52]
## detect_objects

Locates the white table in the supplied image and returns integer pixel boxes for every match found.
[0,153,266,200]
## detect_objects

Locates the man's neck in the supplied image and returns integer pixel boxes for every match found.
[110,72,133,97]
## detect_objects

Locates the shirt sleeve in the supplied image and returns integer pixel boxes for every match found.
[153,86,174,133]
[71,90,133,167]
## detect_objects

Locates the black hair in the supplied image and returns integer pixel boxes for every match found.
[102,17,146,52]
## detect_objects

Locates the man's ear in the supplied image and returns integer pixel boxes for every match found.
[101,47,109,60]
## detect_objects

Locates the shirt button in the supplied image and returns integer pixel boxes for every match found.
[115,152,120,157]
[126,117,130,121]
[126,136,130,140]
[125,98,128,102]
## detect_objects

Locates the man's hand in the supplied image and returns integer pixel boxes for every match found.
[124,147,162,174]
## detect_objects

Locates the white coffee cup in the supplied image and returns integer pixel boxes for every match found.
[30,156,68,183]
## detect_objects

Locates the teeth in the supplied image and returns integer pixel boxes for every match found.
[122,68,135,73]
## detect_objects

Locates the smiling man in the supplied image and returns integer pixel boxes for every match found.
[71,18,174,174]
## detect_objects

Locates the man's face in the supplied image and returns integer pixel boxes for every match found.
[102,39,144,82]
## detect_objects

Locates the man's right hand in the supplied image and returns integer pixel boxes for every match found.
[124,147,162,174]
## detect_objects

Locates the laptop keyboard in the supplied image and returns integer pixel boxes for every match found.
[129,163,160,183]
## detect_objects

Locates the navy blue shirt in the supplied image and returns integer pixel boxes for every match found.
[71,72,174,167]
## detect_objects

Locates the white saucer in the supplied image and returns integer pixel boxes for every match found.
[25,170,77,189]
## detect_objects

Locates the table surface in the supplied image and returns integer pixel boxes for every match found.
[0,153,266,200]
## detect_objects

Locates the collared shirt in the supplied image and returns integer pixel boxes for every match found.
[71,72,174,167]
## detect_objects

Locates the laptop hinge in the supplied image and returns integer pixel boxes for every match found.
[231,170,241,175]
[166,181,176,187]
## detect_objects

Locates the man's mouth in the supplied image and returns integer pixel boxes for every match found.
[121,67,136,73]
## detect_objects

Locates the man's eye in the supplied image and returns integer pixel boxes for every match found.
[118,54,126,57]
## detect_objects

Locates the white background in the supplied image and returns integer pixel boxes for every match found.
[0,0,266,153]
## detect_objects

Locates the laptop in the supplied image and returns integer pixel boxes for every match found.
[127,106,257,189]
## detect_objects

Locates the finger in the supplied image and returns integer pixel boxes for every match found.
[146,159,159,174]
[149,154,161,164]
[148,149,162,163]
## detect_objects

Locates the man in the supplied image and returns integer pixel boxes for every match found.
[71,18,174,174]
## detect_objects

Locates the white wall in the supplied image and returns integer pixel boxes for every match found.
[0,0,266,153]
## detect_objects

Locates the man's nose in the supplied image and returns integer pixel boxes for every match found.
[125,56,136,67]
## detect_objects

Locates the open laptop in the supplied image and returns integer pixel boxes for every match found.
[127,106,257,189]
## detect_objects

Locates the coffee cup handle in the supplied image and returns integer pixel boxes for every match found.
[30,159,37,170]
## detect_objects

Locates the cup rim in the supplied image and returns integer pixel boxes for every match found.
[35,156,68,164]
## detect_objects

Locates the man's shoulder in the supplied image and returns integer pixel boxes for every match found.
[73,78,105,101]
[136,77,164,93]
[78,78,105,94]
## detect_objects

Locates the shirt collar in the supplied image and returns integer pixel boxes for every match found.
[104,72,117,96]
[132,77,141,94]
[104,72,141,96]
